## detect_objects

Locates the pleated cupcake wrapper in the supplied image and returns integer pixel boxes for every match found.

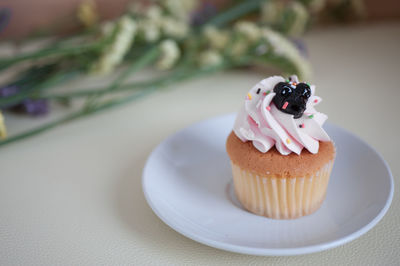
[231,161,334,219]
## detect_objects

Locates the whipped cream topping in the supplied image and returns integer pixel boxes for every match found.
[233,75,330,155]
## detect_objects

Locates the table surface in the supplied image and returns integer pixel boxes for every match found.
[0,22,399,265]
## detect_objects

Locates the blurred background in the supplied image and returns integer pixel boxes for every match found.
[0,0,397,40]
[1,0,399,40]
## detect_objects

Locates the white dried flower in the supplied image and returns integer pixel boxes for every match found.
[198,50,223,68]
[230,39,249,58]
[128,2,144,14]
[92,16,137,74]
[261,27,311,79]
[228,22,262,58]
[138,19,161,42]
[261,0,283,24]
[132,2,191,40]
[100,21,115,37]
[162,0,197,21]
[234,21,261,43]
[161,17,189,39]
[286,2,309,37]
[0,111,6,139]
[146,5,163,21]
[157,39,180,70]
[203,26,230,50]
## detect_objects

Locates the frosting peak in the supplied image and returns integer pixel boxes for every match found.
[233,75,330,155]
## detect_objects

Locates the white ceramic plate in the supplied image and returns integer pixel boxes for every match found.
[142,114,394,256]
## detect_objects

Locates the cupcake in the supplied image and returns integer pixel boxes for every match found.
[226,75,335,219]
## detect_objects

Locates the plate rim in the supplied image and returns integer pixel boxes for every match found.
[142,113,394,256]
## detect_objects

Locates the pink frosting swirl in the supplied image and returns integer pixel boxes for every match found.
[233,75,330,155]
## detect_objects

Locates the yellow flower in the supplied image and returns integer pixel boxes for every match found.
[0,111,7,139]
[77,0,98,28]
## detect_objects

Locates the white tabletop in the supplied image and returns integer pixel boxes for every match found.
[1,22,399,265]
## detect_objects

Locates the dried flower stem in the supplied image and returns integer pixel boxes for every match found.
[0,63,227,147]
[0,41,106,71]
[205,0,266,27]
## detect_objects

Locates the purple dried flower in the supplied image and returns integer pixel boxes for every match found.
[0,85,20,109]
[1,85,49,116]
[0,85,18,97]
[18,99,49,116]
[191,2,217,26]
